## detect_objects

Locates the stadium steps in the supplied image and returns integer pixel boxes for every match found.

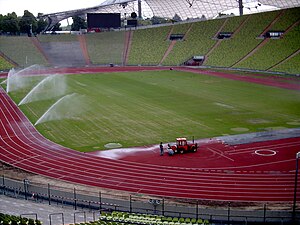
[231,15,250,39]
[267,47,300,71]
[78,35,91,65]
[202,40,222,64]
[0,51,18,67]
[231,38,270,67]
[159,40,176,65]
[40,41,87,67]
[30,37,52,66]
[213,18,229,38]
[123,30,133,66]
[258,9,286,37]
[166,25,174,40]
[266,20,300,72]
[203,18,229,64]
[183,23,193,40]
[282,19,300,37]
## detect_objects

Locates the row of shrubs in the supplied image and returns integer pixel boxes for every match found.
[0,213,42,225]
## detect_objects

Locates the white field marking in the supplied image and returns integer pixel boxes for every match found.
[214,102,235,109]
[207,147,235,162]
[254,149,277,157]
[1,106,296,187]
[0,96,296,176]
[2,94,296,178]
[226,140,300,154]
[1,94,196,177]
[11,155,41,167]
[75,81,87,87]
[227,142,300,156]
[0,86,297,183]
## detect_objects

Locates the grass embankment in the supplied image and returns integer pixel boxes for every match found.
[4,70,300,152]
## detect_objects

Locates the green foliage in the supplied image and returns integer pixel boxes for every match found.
[19,10,37,35]
[52,23,62,31]
[71,16,87,31]
[9,70,300,152]
[151,16,170,25]
[0,11,47,35]
[85,31,125,65]
[36,16,48,34]
[0,12,20,34]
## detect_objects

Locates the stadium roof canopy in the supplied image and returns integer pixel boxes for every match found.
[40,0,300,31]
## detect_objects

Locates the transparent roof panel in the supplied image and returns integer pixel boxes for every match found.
[91,0,300,19]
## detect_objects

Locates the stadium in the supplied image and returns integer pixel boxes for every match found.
[0,0,300,224]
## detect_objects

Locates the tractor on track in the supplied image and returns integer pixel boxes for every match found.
[169,137,198,155]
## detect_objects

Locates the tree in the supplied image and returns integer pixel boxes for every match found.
[0,12,20,34]
[52,22,62,31]
[19,10,37,36]
[71,16,87,31]
[172,13,182,22]
[150,16,169,25]
[36,14,48,34]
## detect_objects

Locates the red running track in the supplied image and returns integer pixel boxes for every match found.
[0,66,300,202]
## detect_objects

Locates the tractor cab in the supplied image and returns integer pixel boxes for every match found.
[176,138,187,146]
[169,137,198,154]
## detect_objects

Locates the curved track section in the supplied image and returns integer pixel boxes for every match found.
[0,67,299,202]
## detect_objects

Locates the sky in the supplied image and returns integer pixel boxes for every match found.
[0,0,106,25]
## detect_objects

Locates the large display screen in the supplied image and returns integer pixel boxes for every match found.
[87,13,121,28]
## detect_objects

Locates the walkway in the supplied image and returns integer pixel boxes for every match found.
[0,195,98,225]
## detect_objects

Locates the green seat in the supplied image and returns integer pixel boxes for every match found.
[190,218,196,224]
[172,217,179,222]
[196,219,203,224]
[179,218,185,223]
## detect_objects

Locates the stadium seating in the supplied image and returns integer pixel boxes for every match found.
[37,34,87,67]
[162,19,224,66]
[234,8,300,71]
[85,32,125,65]
[271,51,300,74]
[0,55,14,70]
[68,211,210,225]
[0,36,48,67]
[37,34,78,42]
[0,8,299,74]
[203,10,280,67]
[127,26,171,65]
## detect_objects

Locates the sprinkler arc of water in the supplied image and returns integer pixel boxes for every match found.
[18,74,65,106]
[34,93,78,126]
[6,65,45,93]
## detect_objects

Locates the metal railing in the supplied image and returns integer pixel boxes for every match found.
[0,175,299,225]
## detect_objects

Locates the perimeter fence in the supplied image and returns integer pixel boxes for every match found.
[0,175,299,225]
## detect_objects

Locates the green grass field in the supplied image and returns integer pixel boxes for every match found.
[3,70,300,152]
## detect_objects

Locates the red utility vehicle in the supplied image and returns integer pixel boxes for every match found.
[169,137,198,154]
